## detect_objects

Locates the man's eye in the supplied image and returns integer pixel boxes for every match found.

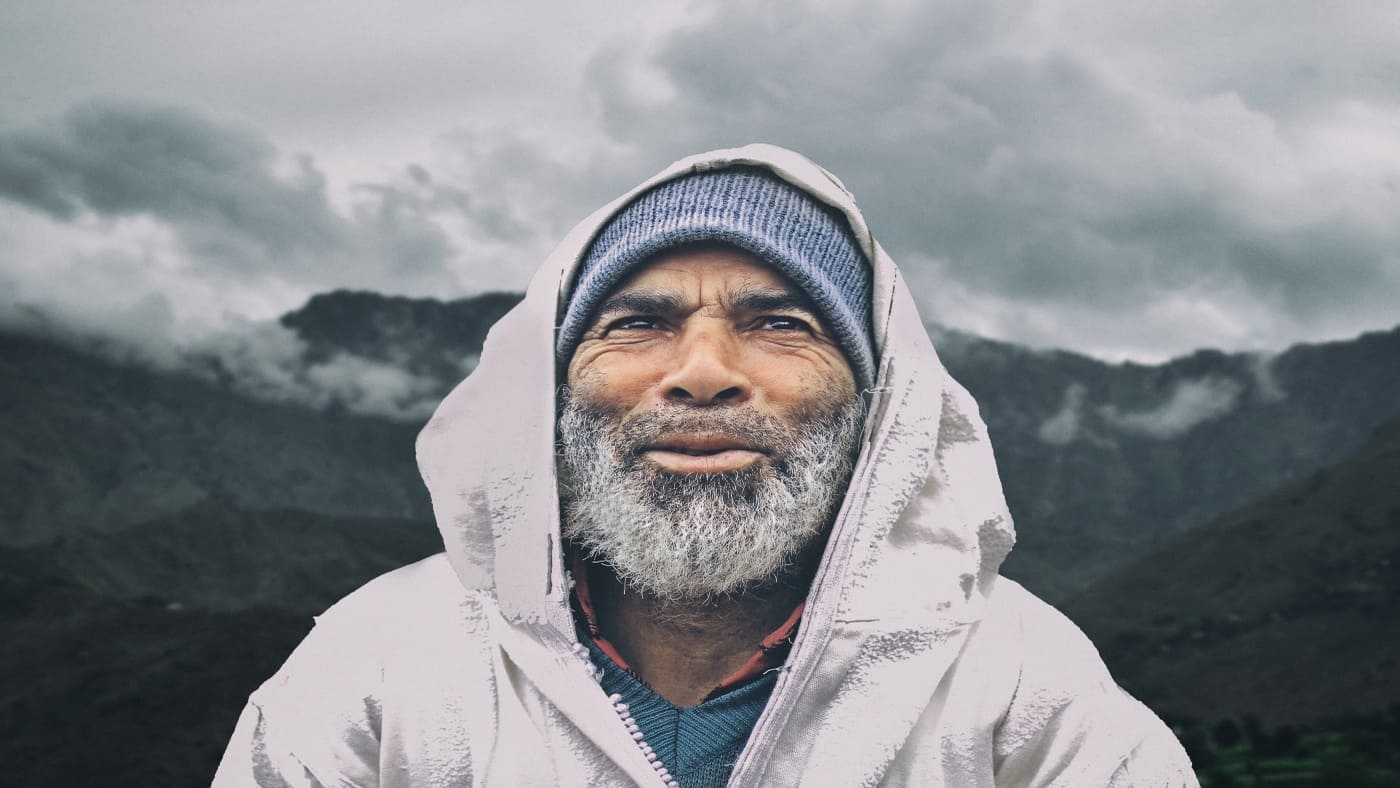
[758,316,811,331]
[607,315,661,331]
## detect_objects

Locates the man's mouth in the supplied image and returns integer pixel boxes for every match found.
[641,434,766,473]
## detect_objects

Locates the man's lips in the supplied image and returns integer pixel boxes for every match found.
[641,434,767,473]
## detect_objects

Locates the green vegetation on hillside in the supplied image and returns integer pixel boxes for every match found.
[1175,710,1400,787]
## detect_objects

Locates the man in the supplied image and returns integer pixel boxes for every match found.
[215,145,1197,786]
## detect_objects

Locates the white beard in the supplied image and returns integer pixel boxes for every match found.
[556,391,865,601]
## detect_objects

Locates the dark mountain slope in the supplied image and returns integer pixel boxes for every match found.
[0,569,312,787]
[0,331,429,545]
[935,324,1400,597]
[1062,416,1400,725]
[29,500,442,612]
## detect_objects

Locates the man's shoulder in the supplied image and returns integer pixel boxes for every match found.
[983,575,1107,671]
[980,576,1193,779]
[979,578,1198,784]
[970,576,1122,724]
[312,552,493,642]
[251,553,494,700]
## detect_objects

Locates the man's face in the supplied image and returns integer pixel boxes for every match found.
[557,244,865,600]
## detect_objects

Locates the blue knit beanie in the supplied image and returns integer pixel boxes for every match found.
[556,167,875,389]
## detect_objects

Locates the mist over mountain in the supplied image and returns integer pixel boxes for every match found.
[1063,415,1400,725]
[0,331,429,546]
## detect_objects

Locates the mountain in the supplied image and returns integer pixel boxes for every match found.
[18,500,441,612]
[933,324,1400,598]
[0,331,430,546]
[1062,416,1400,725]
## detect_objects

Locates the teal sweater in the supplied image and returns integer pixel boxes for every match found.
[585,638,778,788]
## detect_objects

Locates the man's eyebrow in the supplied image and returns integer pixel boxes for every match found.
[593,289,684,318]
[728,286,819,315]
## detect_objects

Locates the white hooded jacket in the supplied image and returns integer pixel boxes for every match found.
[214,145,1198,787]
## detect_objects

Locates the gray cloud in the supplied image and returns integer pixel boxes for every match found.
[0,101,476,295]
[1247,353,1286,403]
[1050,4,1400,119]
[1038,383,1087,446]
[193,322,446,421]
[0,295,446,422]
[0,102,346,272]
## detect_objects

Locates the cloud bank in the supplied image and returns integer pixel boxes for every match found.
[0,102,489,420]
[1,296,448,422]
[0,101,472,296]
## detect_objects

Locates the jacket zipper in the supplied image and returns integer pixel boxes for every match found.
[570,640,678,786]
[609,692,679,788]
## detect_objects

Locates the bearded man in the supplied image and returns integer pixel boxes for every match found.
[215,145,1197,787]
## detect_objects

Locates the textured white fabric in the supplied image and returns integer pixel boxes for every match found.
[213,144,1198,787]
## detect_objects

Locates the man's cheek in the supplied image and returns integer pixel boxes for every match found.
[573,380,646,422]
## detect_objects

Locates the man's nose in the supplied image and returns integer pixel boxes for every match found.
[657,321,751,406]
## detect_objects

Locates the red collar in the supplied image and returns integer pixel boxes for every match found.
[570,550,804,698]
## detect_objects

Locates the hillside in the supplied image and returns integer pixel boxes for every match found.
[1063,416,1400,725]
[3,290,1397,785]
[0,570,312,786]
[0,331,429,545]
[24,501,442,612]
[935,324,1400,597]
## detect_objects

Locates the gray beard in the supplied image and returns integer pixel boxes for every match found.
[556,390,865,602]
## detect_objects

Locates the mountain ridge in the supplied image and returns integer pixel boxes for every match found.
[0,330,429,545]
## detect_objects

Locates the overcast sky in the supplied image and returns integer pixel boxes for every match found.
[2,0,1397,362]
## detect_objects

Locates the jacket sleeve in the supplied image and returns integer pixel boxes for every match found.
[990,588,1199,788]
[211,607,384,788]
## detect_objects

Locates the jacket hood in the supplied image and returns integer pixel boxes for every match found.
[416,144,1017,746]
